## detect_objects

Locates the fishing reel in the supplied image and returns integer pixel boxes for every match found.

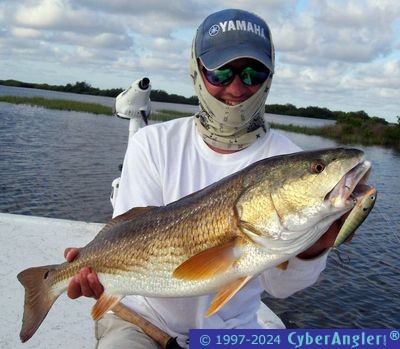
[114,77,152,137]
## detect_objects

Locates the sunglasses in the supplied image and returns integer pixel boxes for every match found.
[202,64,270,87]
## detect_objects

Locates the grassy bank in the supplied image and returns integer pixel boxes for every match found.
[1,95,398,150]
[0,95,188,121]
[150,109,191,122]
[271,121,400,150]
[0,95,113,115]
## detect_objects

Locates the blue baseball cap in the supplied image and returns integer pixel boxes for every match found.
[194,9,274,72]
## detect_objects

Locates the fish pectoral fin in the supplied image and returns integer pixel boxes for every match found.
[92,293,122,321]
[206,276,252,317]
[173,238,243,280]
[276,261,289,270]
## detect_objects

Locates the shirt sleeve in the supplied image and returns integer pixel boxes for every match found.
[113,131,163,218]
[259,250,330,298]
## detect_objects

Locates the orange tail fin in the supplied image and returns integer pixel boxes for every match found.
[17,265,59,342]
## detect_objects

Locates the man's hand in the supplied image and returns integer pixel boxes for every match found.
[297,213,352,260]
[64,247,104,299]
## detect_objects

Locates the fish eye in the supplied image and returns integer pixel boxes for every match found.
[310,160,326,174]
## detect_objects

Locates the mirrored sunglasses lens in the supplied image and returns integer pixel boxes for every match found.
[240,67,269,86]
[205,68,233,86]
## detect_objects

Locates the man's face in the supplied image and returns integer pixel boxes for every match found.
[200,58,265,106]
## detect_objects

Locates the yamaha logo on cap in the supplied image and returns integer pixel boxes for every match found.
[208,20,267,39]
[209,24,220,36]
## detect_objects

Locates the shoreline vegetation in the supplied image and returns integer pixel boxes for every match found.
[1,81,399,150]
[1,79,396,121]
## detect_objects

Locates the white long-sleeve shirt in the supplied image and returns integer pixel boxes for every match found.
[113,117,328,345]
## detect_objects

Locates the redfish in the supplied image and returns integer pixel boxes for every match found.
[18,148,372,342]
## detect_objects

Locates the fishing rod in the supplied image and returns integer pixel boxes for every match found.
[111,78,185,348]
[112,303,184,349]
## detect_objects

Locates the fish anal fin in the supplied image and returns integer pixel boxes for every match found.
[173,239,242,280]
[206,276,251,317]
[276,261,289,270]
[92,293,122,321]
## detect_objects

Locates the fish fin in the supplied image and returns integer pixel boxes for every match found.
[92,293,122,321]
[276,261,289,270]
[94,206,157,240]
[173,239,242,280]
[206,276,252,317]
[113,206,157,222]
[17,265,59,343]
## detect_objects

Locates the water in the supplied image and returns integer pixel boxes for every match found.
[0,88,399,329]
[0,85,335,127]
[0,102,127,222]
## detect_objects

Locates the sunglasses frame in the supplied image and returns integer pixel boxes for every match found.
[202,64,270,87]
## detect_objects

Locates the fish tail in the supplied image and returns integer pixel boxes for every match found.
[17,265,60,343]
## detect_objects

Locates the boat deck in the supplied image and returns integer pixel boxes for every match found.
[0,213,104,349]
[1,213,286,348]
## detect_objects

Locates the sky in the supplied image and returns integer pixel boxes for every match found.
[0,0,399,123]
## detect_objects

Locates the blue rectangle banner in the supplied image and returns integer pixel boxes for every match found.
[189,329,399,349]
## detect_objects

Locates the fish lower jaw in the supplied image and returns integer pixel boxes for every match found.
[328,160,372,208]
[330,182,373,209]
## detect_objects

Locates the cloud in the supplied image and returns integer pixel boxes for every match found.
[0,0,399,121]
[11,27,42,39]
[274,0,399,65]
[13,0,119,34]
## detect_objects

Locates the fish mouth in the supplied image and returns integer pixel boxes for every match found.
[327,159,372,208]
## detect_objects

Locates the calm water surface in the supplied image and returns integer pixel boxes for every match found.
[0,91,399,329]
[0,102,126,222]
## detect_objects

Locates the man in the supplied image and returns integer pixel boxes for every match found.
[66,9,346,348]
